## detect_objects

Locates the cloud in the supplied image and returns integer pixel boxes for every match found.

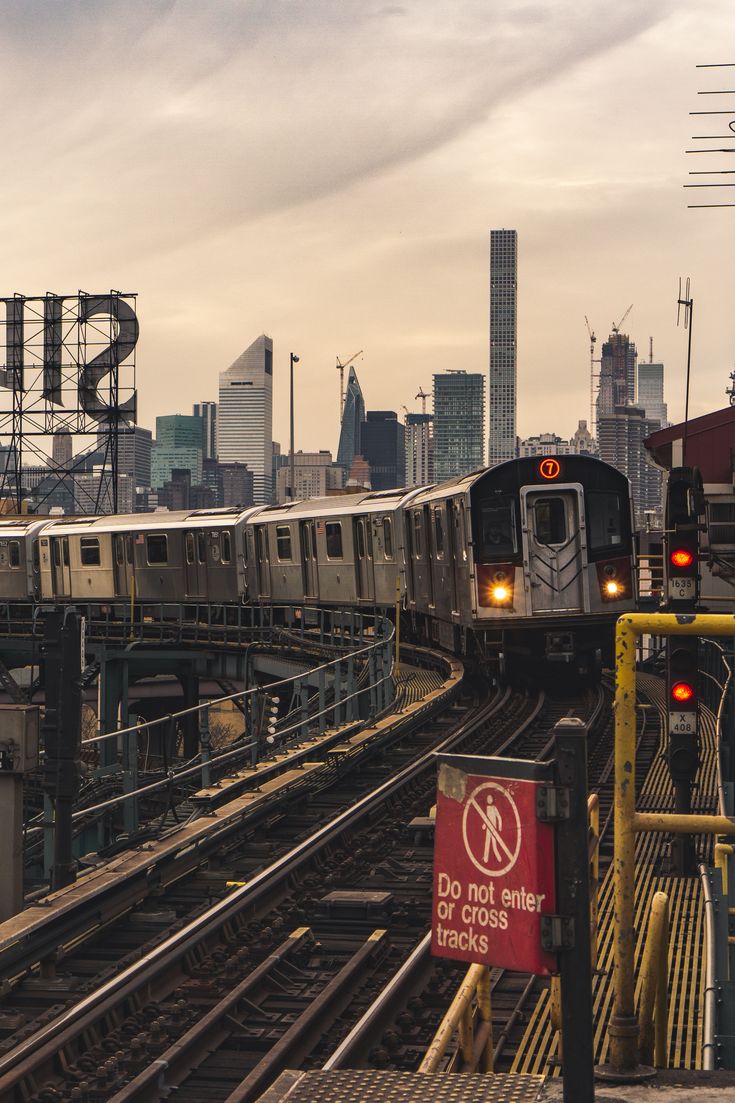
[0,0,672,263]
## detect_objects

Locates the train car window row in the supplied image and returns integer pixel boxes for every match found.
[276,525,292,561]
[80,537,101,566]
[147,534,168,565]
[325,522,343,559]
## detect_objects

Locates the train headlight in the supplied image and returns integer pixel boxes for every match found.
[605,580,620,596]
[492,584,511,603]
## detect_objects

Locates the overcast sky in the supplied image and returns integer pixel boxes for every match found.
[2,0,734,455]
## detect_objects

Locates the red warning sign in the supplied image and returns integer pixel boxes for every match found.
[432,756,557,975]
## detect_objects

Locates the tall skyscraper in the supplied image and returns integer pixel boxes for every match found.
[489,229,517,465]
[193,401,217,460]
[52,429,72,469]
[362,411,405,491]
[336,366,366,471]
[217,335,273,504]
[405,412,433,487]
[637,362,667,426]
[433,371,485,483]
[597,332,637,422]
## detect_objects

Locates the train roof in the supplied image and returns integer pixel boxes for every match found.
[409,456,629,506]
[0,516,55,537]
[251,486,425,522]
[37,506,260,537]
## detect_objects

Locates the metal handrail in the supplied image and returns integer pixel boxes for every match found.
[638,890,669,1068]
[419,963,493,1074]
[700,863,718,1071]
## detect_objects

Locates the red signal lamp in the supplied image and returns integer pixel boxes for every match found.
[670,548,694,569]
[671,681,695,703]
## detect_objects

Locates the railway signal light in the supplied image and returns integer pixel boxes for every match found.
[664,466,703,610]
[667,637,699,784]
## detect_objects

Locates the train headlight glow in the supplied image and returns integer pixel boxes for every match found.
[492,584,511,603]
[605,580,620,596]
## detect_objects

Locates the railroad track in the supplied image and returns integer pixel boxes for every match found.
[321,677,647,1075]
[0,677,541,1102]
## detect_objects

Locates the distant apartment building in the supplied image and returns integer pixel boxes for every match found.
[117,426,153,489]
[362,412,405,491]
[193,401,217,460]
[217,335,273,504]
[336,366,366,472]
[489,229,517,465]
[52,429,72,469]
[433,371,485,483]
[276,451,344,503]
[519,421,598,458]
[598,405,661,522]
[405,412,433,487]
[75,467,135,514]
[637,362,667,426]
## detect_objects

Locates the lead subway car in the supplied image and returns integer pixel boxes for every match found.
[406,455,636,674]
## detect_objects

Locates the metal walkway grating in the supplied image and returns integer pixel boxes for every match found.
[512,672,716,1074]
[263,1069,544,1102]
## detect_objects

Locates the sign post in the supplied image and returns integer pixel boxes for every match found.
[432,733,594,1102]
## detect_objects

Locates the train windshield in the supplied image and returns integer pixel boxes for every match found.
[587,491,624,553]
[476,497,518,561]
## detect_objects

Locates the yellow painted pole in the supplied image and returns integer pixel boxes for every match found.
[419,963,486,1073]
[550,975,562,1060]
[476,966,494,1073]
[715,843,733,895]
[394,575,401,678]
[589,793,600,972]
[638,891,669,1068]
[635,812,735,835]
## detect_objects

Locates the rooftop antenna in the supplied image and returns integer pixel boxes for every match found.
[726,367,735,406]
[685,62,735,208]
[677,277,694,464]
[649,336,654,363]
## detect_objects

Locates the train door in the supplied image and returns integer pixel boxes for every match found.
[446,500,460,613]
[354,516,371,600]
[51,536,71,598]
[184,530,205,598]
[522,488,585,614]
[423,504,435,606]
[255,525,270,598]
[113,533,133,598]
[300,520,318,599]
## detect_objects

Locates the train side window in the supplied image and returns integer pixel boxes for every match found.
[477,498,517,560]
[311,524,318,559]
[53,541,60,568]
[413,513,422,558]
[434,510,444,557]
[115,536,125,565]
[222,531,232,564]
[355,520,365,559]
[534,498,567,546]
[276,525,292,561]
[9,541,20,568]
[587,491,623,552]
[147,534,168,565]
[256,527,267,563]
[365,518,373,558]
[383,518,393,559]
[80,537,100,566]
[63,540,69,567]
[326,522,343,559]
[33,542,40,571]
[197,532,206,564]
[127,535,134,563]
[185,533,195,564]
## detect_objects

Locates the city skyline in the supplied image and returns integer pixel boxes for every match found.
[0,3,731,459]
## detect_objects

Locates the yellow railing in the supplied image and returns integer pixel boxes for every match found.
[638,891,669,1068]
[610,612,735,1075]
[419,962,494,1074]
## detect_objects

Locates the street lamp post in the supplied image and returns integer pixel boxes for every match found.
[289,353,300,500]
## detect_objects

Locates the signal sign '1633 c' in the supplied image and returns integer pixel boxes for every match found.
[432,754,557,975]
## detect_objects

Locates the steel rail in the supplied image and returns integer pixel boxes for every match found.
[0,686,508,1094]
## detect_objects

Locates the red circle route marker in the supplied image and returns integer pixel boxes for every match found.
[461,781,522,877]
[539,457,561,480]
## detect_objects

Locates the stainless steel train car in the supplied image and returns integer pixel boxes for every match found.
[0,456,637,672]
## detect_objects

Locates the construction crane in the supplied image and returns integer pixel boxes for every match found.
[401,404,409,423]
[336,350,363,419]
[415,387,430,414]
[611,304,633,335]
[585,316,599,437]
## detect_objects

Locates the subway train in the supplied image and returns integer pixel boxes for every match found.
[0,455,637,673]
